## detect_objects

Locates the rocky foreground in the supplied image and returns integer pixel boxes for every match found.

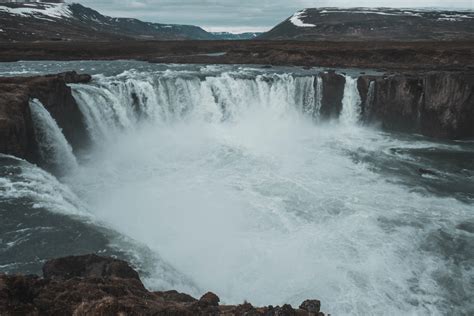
[0,254,325,316]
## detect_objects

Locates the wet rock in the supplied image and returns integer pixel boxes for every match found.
[274,304,296,316]
[320,71,346,119]
[358,72,474,139]
[0,254,327,315]
[199,291,220,306]
[154,290,197,303]
[299,299,321,314]
[57,71,92,84]
[42,254,140,281]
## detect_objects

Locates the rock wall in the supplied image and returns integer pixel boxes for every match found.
[0,254,326,316]
[358,72,474,139]
[319,71,346,119]
[0,71,90,162]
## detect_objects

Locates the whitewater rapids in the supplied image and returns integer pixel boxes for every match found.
[0,63,472,315]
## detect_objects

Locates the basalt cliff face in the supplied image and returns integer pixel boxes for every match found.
[357,72,474,139]
[0,71,90,162]
[0,254,325,316]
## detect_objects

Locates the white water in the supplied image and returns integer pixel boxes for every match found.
[365,81,376,117]
[29,99,78,175]
[340,76,362,125]
[18,70,474,315]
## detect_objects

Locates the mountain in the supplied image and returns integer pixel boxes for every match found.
[259,8,474,41]
[211,32,263,40]
[0,2,215,41]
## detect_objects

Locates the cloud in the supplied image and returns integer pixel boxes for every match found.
[70,0,474,32]
[128,1,147,9]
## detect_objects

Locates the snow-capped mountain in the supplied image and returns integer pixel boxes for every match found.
[259,8,474,41]
[0,2,215,41]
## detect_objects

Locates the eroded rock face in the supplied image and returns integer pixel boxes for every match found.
[0,84,36,160]
[358,72,474,139]
[0,254,326,316]
[320,71,346,119]
[0,71,90,162]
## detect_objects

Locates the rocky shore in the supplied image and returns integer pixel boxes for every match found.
[0,254,325,316]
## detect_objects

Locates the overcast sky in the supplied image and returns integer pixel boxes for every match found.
[72,0,474,33]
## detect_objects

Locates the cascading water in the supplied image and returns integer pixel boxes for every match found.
[29,99,78,176]
[340,75,362,125]
[314,76,323,119]
[71,71,318,140]
[366,81,375,111]
[1,63,473,316]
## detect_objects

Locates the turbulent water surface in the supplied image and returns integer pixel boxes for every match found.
[0,61,473,315]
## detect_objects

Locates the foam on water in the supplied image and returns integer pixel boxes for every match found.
[0,155,83,216]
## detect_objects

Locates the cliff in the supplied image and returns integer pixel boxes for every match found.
[358,72,474,139]
[0,254,326,316]
[0,71,90,162]
[0,70,472,167]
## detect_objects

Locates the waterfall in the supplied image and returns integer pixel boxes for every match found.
[71,70,365,144]
[365,81,375,118]
[340,75,362,125]
[29,99,78,175]
[367,81,375,107]
[314,76,323,119]
[71,72,319,142]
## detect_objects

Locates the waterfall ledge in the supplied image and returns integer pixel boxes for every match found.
[0,71,90,162]
[358,71,474,139]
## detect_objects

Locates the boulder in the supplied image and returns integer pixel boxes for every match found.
[299,299,321,314]
[199,291,220,306]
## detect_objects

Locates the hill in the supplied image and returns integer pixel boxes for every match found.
[259,8,474,41]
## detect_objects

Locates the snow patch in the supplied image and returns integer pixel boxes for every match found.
[318,8,473,19]
[0,3,72,20]
[439,13,473,19]
[290,10,316,27]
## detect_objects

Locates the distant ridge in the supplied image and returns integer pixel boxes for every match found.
[259,7,474,41]
[0,2,215,41]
